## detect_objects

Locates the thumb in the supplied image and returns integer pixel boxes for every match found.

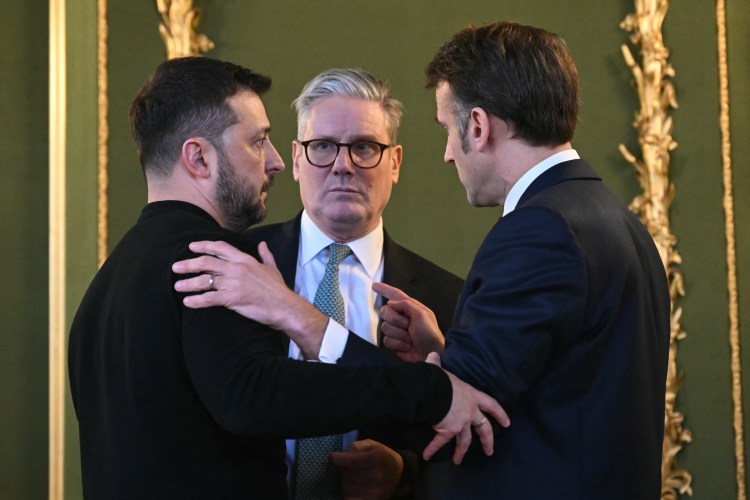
[425,352,442,367]
[257,241,278,269]
[329,450,355,468]
[344,440,370,453]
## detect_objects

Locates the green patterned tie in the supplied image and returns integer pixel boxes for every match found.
[294,243,351,500]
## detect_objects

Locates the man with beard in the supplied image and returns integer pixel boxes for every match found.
[68,56,508,500]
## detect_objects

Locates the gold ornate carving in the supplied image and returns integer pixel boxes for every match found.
[98,0,109,266]
[157,0,214,59]
[716,0,745,498]
[618,1,692,498]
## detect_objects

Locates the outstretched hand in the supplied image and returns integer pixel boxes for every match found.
[172,240,328,359]
[374,282,445,362]
[172,241,291,326]
[425,353,510,465]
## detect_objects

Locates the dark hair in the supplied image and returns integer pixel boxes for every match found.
[425,21,579,147]
[129,57,271,176]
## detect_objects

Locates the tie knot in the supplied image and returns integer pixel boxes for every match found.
[327,243,351,266]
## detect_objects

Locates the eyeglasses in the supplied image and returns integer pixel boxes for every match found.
[299,139,393,169]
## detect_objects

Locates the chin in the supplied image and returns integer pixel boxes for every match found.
[467,192,499,208]
[324,202,367,218]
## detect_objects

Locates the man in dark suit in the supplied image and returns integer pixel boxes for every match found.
[376,21,671,498]
[68,56,506,500]
[245,69,464,499]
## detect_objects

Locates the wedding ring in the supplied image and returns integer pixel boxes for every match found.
[472,416,487,427]
[208,274,215,289]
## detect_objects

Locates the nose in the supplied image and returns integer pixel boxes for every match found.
[331,145,356,176]
[443,141,455,164]
[265,139,286,175]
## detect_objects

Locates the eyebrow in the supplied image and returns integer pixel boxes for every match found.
[254,126,271,139]
[311,133,385,143]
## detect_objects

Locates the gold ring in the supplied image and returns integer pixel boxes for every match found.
[472,416,487,427]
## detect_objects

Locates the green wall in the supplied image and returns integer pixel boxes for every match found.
[64,1,98,498]
[667,1,735,492]
[0,1,50,498]
[2,0,747,498]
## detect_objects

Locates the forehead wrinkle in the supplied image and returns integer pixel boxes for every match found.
[302,97,389,143]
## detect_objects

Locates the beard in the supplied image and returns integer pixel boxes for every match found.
[215,148,273,232]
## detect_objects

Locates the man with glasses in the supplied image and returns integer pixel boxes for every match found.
[247,68,464,499]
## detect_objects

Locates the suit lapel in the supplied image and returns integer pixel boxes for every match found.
[382,231,418,296]
[245,215,303,354]
[261,216,301,290]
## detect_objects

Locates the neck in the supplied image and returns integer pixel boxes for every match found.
[147,174,228,230]
[500,141,573,196]
[309,215,380,244]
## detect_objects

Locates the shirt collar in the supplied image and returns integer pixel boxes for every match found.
[503,149,580,216]
[299,210,384,278]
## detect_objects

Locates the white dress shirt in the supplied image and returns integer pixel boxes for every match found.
[287,210,386,475]
[502,149,580,216]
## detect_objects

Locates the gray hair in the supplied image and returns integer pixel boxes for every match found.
[293,68,404,143]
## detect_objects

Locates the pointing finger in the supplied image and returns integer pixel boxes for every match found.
[372,282,411,301]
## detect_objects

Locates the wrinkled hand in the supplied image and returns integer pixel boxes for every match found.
[425,353,510,465]
[374,282,444,362]
[172,240,328,359]
[330,440,404,500]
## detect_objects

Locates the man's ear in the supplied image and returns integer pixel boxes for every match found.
[389,144,403,184]
[291,140,302,182]
[468,107,492,151]
[181,138,215,179]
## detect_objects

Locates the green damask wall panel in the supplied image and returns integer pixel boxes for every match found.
[666,2,737,497]
[105,0,163,250]
[0,0,50,498]
[64,1,99,497]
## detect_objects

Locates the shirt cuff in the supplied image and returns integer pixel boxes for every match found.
[317,319,349,364]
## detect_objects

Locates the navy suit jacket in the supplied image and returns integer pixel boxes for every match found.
[421,159,670,499]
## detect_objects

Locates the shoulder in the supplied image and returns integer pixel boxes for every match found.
[383,233,464,306]
[476,207,582,268]
[244,216,300,248]
[391,242,462,282]
[244,220,288,242]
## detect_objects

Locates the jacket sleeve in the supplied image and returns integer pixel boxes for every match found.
[175,245,452,439]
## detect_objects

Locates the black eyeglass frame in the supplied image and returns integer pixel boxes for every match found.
[298,139,394,169]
